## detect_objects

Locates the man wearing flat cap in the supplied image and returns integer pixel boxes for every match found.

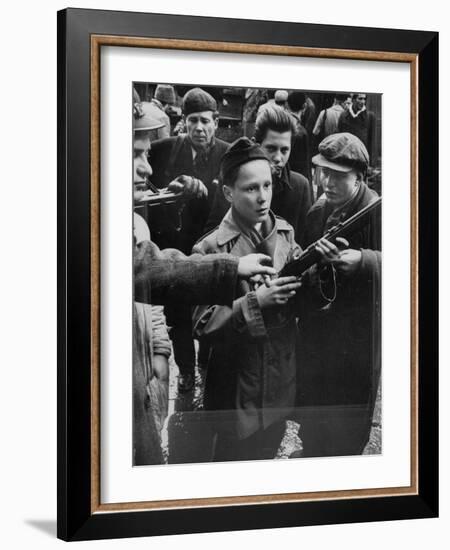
[294,132,381,458]
[147,87,229,393]
[193,137,303,461]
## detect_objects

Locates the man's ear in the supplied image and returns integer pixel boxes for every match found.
[214,117,219,130]
[222,184,233,204]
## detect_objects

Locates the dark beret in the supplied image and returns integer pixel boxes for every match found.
[312,132,369,172]
[182,87,217,116]
[220,137,269,181]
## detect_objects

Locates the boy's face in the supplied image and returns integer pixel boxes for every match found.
[223,159,273,226]
[260,130,291,178]
[319,166,359,207]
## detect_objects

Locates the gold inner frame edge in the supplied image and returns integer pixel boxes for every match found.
[89,34,419,514]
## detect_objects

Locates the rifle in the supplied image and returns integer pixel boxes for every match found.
[279,196,381,278]
[135,188,183,208]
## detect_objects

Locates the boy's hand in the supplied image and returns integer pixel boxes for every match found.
[238,254,276,279]
[255,276,302,309]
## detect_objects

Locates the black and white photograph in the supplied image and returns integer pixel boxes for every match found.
[132,83,382,467]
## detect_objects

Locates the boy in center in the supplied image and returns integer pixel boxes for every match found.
[193,137,302,462]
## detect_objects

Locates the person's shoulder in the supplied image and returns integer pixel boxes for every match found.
[151,136,179,152]
[213,138,230,153]
[275,215,295,234]
[360,183,379,204]
[193,225,221,252]
[293,121,308,138]
[289,170,309,189]
[308,195,328,216]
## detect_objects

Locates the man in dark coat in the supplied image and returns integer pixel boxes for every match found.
[338,93,376,164]
[206,105,311,247]
[296,132,381,458]
[148,87,229,252]
[147,88,229,392]
[286,91,312,181]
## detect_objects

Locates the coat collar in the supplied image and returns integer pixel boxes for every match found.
[274,164,293,191]
[217,209,291,246]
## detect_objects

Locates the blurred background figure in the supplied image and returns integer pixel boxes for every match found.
[313,93,351,141]
[338,92,376,164]
[287,91,312,186]
[141,84,176,140]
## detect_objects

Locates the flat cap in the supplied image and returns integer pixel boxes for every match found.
[312,132,369,172]
[182,87,217,116]
[155,84,176,105]
[220,137,269,181]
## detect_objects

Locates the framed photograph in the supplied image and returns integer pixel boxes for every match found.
[57,8,438,541]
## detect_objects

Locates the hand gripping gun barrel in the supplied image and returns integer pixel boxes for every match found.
[279,196,381,278]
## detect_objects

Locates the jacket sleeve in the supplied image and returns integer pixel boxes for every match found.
[134,239,239,306]
[151,306,171,358]
[312,110,325,136]
[192,243,268,341]
[193,291,268,342]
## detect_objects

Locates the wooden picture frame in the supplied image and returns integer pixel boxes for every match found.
[57,8,438,541]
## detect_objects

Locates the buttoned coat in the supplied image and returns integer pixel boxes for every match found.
[193,211,301,440]
[297,183,381,455]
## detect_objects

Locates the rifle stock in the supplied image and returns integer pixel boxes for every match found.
[279,196,381,278]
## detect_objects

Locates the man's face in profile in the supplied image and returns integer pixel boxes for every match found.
[133,133,152,186]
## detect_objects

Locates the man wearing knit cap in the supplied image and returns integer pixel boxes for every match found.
[148,87,229,393]
[141,84,176,140]
[193,137,303,462]
[294,132,381,458]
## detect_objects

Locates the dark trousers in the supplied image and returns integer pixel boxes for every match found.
[299,405,373,457]
[165,304,195,376]
[213,420,286,462]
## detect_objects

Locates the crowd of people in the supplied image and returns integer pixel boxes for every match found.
[132,84,381,465]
